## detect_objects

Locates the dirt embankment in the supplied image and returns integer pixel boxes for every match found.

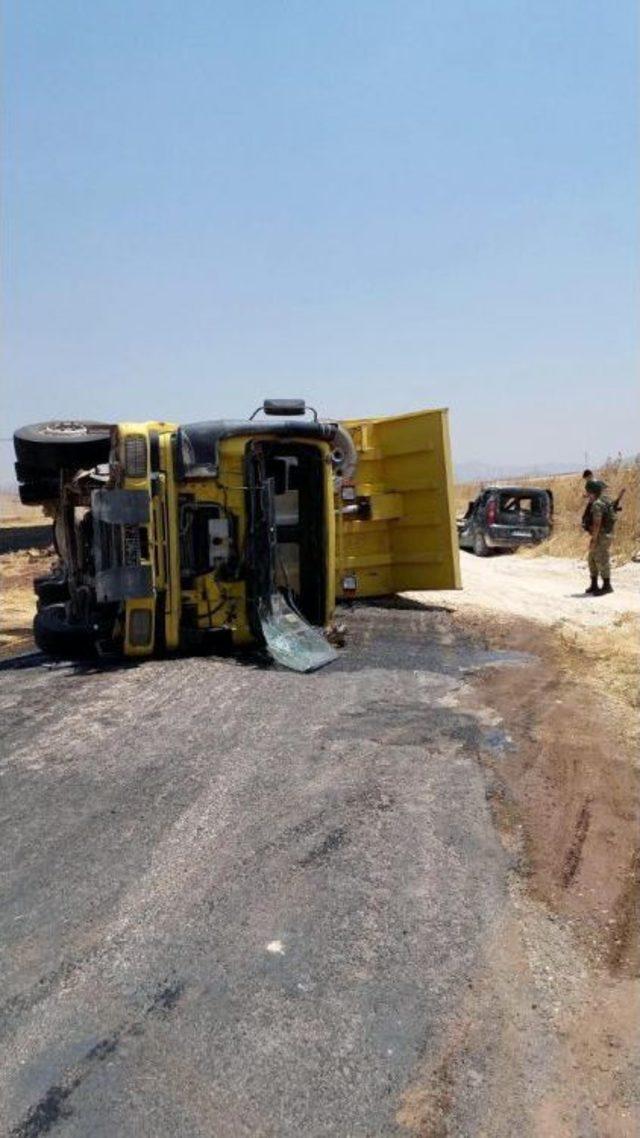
[406,558,639,1135]
[462,610,638,970]
[462,614,638,1136]
[410,556,639,968]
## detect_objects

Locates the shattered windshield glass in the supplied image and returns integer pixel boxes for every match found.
[259,593,338,673]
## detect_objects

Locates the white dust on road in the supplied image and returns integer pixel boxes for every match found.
[406,552,640,634]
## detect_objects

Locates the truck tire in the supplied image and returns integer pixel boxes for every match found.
[15,461,44,482]
[473,532,489,557]
[34,573,69,607]
[14,421,113,474]
[33,604,97,658]
[18,479,60,506]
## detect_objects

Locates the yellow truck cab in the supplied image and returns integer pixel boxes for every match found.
[13,400,460,671]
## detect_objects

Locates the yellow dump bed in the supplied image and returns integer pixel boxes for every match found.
[338,407,461,596]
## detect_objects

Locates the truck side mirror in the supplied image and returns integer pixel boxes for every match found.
[250,398,317,420]
[263,399,306,416]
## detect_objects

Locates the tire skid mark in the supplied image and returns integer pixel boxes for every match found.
[297,826,348,867]
[607,844,640,976]
[562,799,591,887]
[9,978,186,1138]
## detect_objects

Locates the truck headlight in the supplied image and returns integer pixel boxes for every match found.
[124,435,147,478]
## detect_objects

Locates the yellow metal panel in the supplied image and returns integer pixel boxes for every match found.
[368,492,403,521]
[159,430,181,649]
[124,599,155,656]
[118,423,156,657]
[322,451,337,625]
[338,407,461,597]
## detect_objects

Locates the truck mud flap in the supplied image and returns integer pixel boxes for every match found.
[259,593,337,673]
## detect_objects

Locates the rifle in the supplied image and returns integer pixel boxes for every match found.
[614,487,626,513]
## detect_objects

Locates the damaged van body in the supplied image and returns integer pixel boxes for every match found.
[457,486,553,556]
[13,401,460,669]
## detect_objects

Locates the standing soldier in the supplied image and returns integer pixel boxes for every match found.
[584,479,616,595]
[581,473,625,554]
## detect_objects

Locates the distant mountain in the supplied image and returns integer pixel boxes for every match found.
[455,460,581,483]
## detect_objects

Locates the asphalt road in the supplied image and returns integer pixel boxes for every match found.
[1,606,520,1137]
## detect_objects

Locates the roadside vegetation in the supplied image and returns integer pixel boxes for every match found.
[456,457,640,564]
[0,490,46,525]
[0,547,50,656]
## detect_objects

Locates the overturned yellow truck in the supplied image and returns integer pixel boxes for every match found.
[13,401,460,671]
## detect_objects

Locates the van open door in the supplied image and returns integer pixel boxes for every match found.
[336,407,461,598]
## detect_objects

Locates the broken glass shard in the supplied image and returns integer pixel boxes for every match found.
[259,593,338,673]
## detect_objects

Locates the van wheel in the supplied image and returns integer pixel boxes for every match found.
[14,421,113,474]
[33,604,97,658]
[473,532,489,557]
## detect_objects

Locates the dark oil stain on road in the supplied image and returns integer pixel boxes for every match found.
[149,978,186,1013]
[332,700,484,751]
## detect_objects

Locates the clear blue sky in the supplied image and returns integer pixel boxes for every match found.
[2,1,637,479]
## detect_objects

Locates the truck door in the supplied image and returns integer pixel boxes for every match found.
[336,408,461,598]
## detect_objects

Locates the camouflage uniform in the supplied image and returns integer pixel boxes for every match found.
[587,495,613,578]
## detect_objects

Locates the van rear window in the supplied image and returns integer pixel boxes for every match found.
[498,493,547,516]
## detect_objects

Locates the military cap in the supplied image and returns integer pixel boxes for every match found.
[585,479,606,494]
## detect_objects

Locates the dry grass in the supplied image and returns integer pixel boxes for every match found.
[456,458,640,565]
[558,613,640,716]
[0,548,53,655]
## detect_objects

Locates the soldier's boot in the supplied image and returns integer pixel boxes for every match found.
[599,578,613,595]
[585,576,599,595]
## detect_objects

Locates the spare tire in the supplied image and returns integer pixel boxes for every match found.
[33,604,97,659]
[14,421,113,473]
